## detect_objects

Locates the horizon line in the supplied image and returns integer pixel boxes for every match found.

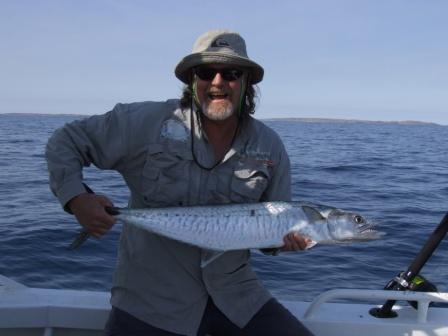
[0,112,445,127]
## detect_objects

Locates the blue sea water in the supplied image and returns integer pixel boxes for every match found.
[0,113,447,302]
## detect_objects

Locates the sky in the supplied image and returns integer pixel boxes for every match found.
[1,0,447,125]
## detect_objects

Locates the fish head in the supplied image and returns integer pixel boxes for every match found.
[326,209,384,242]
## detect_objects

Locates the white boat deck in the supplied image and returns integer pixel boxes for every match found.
[1,275,447,336]
[0,276,108,335]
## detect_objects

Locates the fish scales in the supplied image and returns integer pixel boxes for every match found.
[117,202,313,250]
[69,201,383,251]
[110,201,382,251]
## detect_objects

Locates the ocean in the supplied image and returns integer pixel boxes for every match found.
[0,113,447,302]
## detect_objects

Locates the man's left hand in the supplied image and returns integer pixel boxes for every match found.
[281,232,312,251]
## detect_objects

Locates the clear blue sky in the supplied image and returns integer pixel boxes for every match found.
[1,0,447,125]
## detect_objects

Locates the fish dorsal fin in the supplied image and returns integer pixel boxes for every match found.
[302,206,326,222]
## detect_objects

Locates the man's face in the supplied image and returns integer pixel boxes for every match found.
[194,64,245,121]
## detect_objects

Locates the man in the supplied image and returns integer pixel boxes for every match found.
[46,30,314,336]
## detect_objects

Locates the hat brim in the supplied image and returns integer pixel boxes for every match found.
[175,52,264,84]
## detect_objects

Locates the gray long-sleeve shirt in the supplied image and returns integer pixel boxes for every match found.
[46,99,291,335]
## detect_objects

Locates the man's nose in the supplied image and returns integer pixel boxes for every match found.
[211,72,225,85]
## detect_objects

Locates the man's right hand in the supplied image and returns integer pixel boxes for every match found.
[68,193,116,238]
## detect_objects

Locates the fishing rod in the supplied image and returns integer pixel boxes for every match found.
[370,211,448,318]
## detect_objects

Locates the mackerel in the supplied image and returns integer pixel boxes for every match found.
[102,201,383,251]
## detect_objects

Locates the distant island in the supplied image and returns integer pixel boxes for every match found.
[0,113,444,126]
[262,117,442,126]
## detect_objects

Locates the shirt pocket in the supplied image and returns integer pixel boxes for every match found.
[140,143,191,207]
[230,161,270,203]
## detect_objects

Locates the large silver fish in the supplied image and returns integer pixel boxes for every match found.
[76,202,382,251]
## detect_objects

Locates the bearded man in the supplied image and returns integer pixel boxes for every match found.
[46,30,314,336]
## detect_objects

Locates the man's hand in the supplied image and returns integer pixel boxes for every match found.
[281,232,313,252]
[68,193,116,238]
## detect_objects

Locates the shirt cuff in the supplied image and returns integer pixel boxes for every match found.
[56,179,89,214]
[259,248,280,256]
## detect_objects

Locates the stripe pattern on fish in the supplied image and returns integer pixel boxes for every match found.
[112,201,382,251]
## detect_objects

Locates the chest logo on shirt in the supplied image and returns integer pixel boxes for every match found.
[240,150,275,167]
[160,119,189,142]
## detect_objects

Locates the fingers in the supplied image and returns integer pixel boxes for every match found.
[97,195,114,208]
[87,201,116,238]
[95,195,116,226]
[282,232,312,252]
[86,213,115,238]
[70,193,116,238]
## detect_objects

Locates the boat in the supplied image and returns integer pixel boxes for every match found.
[2,211,445,335]
[1,273,447,336]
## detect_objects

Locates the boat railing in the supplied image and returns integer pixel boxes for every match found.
[304,289,448,323]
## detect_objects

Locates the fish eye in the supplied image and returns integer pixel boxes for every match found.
[354,215,364,224]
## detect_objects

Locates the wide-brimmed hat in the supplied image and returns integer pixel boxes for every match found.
[175,30,264,84]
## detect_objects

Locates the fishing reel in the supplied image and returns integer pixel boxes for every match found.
[370,271,439,318]
[370,212,447,318]
[407,273,438,309]
[386,272,438,309]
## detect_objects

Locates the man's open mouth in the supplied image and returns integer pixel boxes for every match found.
[208,92,228,100]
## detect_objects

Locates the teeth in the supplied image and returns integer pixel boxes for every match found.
[209,92,227,97]
[209,94,227,100]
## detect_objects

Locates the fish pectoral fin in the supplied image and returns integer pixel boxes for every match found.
[305,240,318,250]
[200,250,225,268]
[301,206,326,222]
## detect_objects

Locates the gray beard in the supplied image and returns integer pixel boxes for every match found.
[201,101,235,121]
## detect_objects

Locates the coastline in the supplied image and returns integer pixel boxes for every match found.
[262,117,442,126]
[0,112,444,126]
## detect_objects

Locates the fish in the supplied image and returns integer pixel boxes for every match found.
[68,201,383,253]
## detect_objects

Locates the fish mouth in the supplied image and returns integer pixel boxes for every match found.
[358,224,386,240]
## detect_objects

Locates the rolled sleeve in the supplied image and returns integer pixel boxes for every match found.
[45,103,130,210]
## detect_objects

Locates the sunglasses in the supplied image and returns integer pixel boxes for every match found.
[194,66,244,82]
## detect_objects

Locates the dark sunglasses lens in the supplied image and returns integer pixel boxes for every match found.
[195,67,243,81]
[195,67,217,81]
[221,69,243,81]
